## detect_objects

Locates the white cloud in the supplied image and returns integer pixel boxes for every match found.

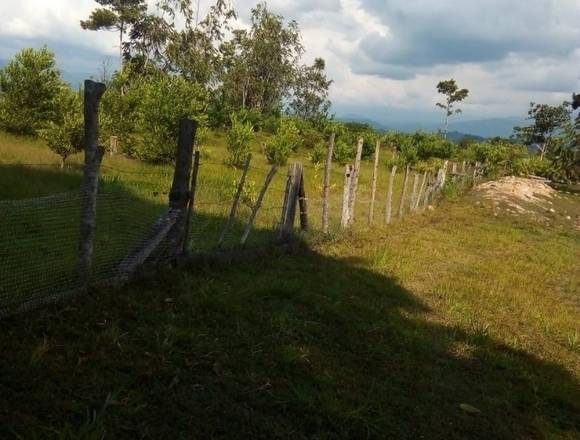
[1,0,578,125]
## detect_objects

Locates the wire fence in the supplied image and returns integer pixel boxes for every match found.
[0,145,477,318]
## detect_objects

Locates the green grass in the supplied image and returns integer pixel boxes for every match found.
[1,131,579,438]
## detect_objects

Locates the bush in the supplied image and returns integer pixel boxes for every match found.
[0,47,64,135]
[465,141,528,177]
[264,118,301,166]
[38,88,83,168]
[513,156,552,178]
[309,142,327,165]
[129,75,207,163]
[226,113,254,168]
[332,139,355,164]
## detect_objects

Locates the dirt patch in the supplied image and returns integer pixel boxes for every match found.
[476,177,556,213]
[474,176,580,228]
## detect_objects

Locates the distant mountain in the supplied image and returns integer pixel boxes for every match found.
[337,114,525,139]
[446,131,485,143]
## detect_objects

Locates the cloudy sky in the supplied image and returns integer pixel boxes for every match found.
[1,0,579,131]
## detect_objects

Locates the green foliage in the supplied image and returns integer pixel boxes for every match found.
[465,141,528,177]
[38,89,83,168]
[309,142,327,165]
[512,156,552,178]
[226,113,254,168]
[264,118,300,165]
[0,47,64,135]
[386,131,456,165]
[127,75,207,163]
[332,139,355,164]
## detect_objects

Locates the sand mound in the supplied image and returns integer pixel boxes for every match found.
[475,176,557,213]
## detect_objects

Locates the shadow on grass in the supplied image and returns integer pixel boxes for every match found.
[0,246,578,439]
[0,164,276,315]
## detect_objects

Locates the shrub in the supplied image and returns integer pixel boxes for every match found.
[309,142,326,165]
[38,89,83,168]
[264,118,300,166]
[332,139,355,164]
[130,75,207,163]
[0,47,64,135]
[226,113,254,168]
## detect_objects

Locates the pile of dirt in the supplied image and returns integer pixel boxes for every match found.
[475,176,557,214]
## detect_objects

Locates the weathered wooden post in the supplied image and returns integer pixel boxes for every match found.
[166,118,198,258]
[414,171,427,211]
[78,79,106,288]
[109,135,118,156]
[398,164,410,220]
[322,133,335,234]
[385,165,397,224]
[242,165,278,245]
[341,164,353,228]
[347,137,364,226]
[452,162,458,174]
[410,172,419,212]
[461,161,466,174]
[218,154,252,247]
[368,139,380,225]
[278,163,301,240]
[183,150,201,253]
[298,165,309,231]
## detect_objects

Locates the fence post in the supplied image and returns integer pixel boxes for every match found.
[461,161,466,174]
[218,154,252,247]
[78,79,106,288]
[322,133,335,234]
[368,139,380,225]
[242,165,278,245]
[414,171,427,211]
[452,162,457,174]
[385,165,397,224]
[278,163,301,240]
[166,118,198,258]
[183,150,201,253]
[109,135,118,156]
[398,164,410,220]
[298,165,308,231]
[341,164,353,228]
[410,172,419,212]
[347,137,364,226]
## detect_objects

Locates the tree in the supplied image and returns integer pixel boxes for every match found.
[38,89,84,168]
[436,79,469,138]
[513,102,571,160]
[81,0,147,61]
[219,3,304,114]
[289,57,332,121]
[0,47,64,135]
[226,113,254,168]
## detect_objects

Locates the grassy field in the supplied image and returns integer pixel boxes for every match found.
[1,131,579,438]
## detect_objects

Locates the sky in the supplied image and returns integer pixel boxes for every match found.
[1,0,579,132]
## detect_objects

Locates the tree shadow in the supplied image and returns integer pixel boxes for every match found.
[0,242,578,439]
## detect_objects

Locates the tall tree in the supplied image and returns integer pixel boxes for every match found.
[436,79,469,138]
[289,57,332,121]
[80,0,148,61]
[513,102,571,160]
[0,47,65,135]
[219,3,304,114]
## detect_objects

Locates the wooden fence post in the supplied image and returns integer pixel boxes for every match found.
[398,164,410,220]
[78,79,106,288]
[166,118,198,258]
[109,135,118,156]
[298,165,308,231]
[218,154,252,247]
[385,165,397,224]
[461,161,466,174]
[414,171,427,211]
[322,133,335,234]
[347,137,364,226]
[242,165,278,245]
[410,172,419,212]
[278,163,301,240]
[368,139,380,225]
[452,162,457,174]
[183,150,201,253]
[341,164,353,228]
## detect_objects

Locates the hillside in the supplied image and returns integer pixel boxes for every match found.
[0,173,579,438]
